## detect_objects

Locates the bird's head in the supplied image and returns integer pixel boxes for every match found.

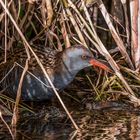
[62,45,111,73]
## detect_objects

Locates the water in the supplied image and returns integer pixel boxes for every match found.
[1,106,140,140]
[75,110,140,140]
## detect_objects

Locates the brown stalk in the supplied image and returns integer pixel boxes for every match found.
[19,3,33,29]
[45,0,53,27]
[120,0,130,44]
[25,9,36,33]
[28,0,36,4]
[65,7,88,47]
[97,0,134,70]
[130,0,140,70]
[0,64,16,83]
[11,47,30,138]
[7,1,19,50]
[49,30,62,51]
[69,130,78,140]
[0,0,13,22]
[93,6,98,30]
[11,1,18,21]
[0,111,14,140]
[40,0,53,28]
[60,12,71,48]
[41,0,47,26]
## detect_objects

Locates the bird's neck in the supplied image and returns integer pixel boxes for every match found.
[53,61,78,90]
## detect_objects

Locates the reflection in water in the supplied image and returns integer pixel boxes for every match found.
[76,110,140,140]
[130,115,140,140]
[1,109,140,140]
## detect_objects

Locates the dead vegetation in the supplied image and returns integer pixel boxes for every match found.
[0,0,140,139]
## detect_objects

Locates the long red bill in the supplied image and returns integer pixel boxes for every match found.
[89,59,112,72]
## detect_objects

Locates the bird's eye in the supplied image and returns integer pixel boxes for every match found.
[82,55,88,60]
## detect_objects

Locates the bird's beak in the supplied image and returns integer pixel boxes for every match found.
[89,59,112,72]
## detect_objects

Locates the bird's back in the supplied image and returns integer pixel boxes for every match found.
[0,46,62,101]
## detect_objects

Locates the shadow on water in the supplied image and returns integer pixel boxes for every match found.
[1,104,140,140]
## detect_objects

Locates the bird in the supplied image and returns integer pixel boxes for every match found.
[0,45,110,101]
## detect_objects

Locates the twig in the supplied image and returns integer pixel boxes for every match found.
[11,46,30,137]
[11,51,30,123]
[0,64,16,83]
[69,130,78,140]
[0,111,14,140]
